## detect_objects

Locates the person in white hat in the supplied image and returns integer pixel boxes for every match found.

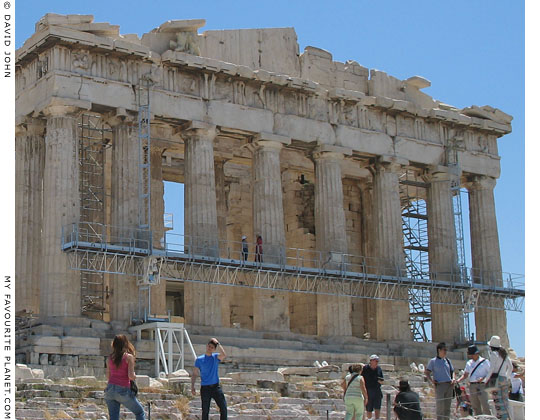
[485,335,512,420]
[241,235,248,261]
[361,354,384,420]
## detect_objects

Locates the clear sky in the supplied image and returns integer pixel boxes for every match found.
[15,1,525,356]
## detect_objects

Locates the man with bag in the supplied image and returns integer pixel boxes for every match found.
[425,342,455,420]
[456,345,492,415]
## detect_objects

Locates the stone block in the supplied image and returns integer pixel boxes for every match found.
[135,375,151,388]
[39,354,49,365]
[61,355,79,367]
[28,352,40,365]
[29,336,62,347]
[50,354,62,365]
[15,364,34,381]
[278,366,317,376]
[227,371,284,384]
[31,369,44,379]
[169,369,190,378]
[380,363,395,372]
[78,355,106,368]
[61,336,101,349]
[30,325,64,336]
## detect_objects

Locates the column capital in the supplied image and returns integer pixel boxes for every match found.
[181,120,217,142]
[247,139,284,153]
[104,108,137,127]
[253,132,291,145]
[464,175,497,191]
[312,144,352,161]
[370,155,408,174]
[36,97,91,119]
[16,116,46,137]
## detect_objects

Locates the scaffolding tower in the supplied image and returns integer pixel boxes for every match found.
[78,114,111,317]
[400,170,431,341]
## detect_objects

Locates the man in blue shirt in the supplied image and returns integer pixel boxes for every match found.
[191,338,227,420]
[425,342,455,420]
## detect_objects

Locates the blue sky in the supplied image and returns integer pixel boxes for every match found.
[16,0,525,356]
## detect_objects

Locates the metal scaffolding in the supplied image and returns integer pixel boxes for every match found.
[78,114,111,316]
[400,170,431,341]
[61,222,525,313]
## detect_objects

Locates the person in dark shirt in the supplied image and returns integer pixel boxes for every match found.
[394,380,423,420]
[361,354,384,420]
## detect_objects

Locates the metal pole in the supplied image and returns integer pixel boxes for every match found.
[386,393,391,420]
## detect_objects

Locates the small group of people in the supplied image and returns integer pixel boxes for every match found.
[241,234,263,262]
[342,354,423,420]
[426,336,523,420]
[102,333,522,420]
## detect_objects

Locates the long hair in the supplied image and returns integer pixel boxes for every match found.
[110,334,137,367]
[490,346,508,360]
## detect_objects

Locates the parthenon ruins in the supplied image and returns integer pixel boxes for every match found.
[15,13,523,362]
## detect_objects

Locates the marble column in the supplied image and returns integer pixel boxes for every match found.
[250,134,290,332]
[466,175,508,347]
[15,118,45,315]
[314,149,352,336]
[108,114,139,323]
[150,147,167,316]
[370,158,411,341]
[40,106,82,317]
[426,170,464,343]
[183,121,229,327]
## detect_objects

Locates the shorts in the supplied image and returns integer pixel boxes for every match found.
[366,388,382,411]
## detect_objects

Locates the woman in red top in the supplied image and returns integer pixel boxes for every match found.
[104,335,145,420]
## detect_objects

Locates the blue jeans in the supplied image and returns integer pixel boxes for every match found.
[104,383,145,420]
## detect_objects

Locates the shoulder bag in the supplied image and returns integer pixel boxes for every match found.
[130,379,139,396]
[486,356,506,388]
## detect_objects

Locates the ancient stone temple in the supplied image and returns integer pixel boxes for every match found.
[16,13,522,369]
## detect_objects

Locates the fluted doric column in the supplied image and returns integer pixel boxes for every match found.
[466,175,508,347]
[314,148,352,336]
[108,113,140,323]
[250,134,290,331]
[370,158,411,341]
[183,121,229,327]
[15,118,45,315]
[426,169,464,343]
[40,105,85,317]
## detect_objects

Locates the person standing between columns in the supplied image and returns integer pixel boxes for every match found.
[241,235,249,261]
[361,355,384,420]
[456,345,492,416]
[255,234,263,262]
[485,335,512,420]
[425,342,455,420]
[191,338,227,420]
[104,335,145,420]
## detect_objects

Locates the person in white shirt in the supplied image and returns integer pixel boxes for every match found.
[485,335,512,420]
[509,361,524,402]
[457,345,492,415]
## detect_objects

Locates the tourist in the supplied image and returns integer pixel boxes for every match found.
[241,235,249,261]
[255,235,263,262]
[454,384,473,417]
[425,342,455,420]
[342,364,368,420]
[104,334,146,420]
[361,354,384,420]
[393,379,423,420]
[191,338,228,420]
[509,361,524,402]
[485,335,512,420]
[456,344,492,415]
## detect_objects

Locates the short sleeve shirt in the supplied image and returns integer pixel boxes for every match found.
[195,353,220,386]
[464,357,490,383]
[361,364,383,391]
[427,357,453,382]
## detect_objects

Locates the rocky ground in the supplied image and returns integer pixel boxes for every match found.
[15,362,524,419]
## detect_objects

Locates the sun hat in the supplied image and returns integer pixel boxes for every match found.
[488,335,501,348]
[242,235,247,240]
[369,354,379,361]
